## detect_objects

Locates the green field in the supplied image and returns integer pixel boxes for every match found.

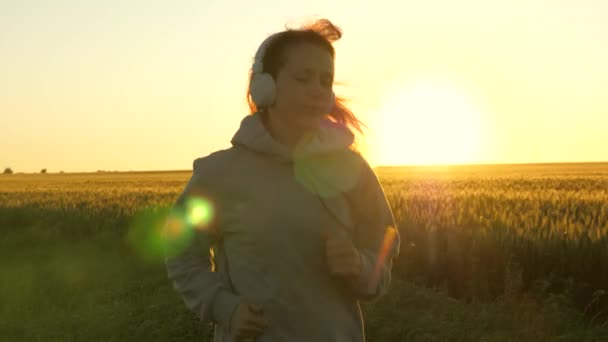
[2,163,608,341]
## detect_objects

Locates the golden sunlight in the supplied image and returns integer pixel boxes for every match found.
[371,76,485,166]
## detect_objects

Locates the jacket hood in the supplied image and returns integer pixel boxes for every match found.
[230,111,355,163]
[230,111,362,198]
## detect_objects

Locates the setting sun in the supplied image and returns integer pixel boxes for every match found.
[370,76,486,166]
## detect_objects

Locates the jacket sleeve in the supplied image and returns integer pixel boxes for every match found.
[346,159,401,302]
[163,158,241,327]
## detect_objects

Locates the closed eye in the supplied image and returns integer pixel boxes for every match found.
[295,76,333,88]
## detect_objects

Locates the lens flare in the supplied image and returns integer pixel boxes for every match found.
[294,150,362,198]
[163,214,185,238]
[126,196,214,263]
[159,196,215,259]
[368,225,399,294]
[127,206,173,263]
[160,208,196,258]
[185,197,214,229]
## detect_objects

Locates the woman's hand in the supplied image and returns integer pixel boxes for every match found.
[229,299,269,342]
[322,229,362,279]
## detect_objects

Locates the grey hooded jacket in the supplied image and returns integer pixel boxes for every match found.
[164,112,400,342]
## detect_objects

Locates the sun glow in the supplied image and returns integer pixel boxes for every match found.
[371,77,486,166]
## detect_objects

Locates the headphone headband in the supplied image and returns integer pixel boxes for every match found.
[249,31,335,113]
[252,33,280,74]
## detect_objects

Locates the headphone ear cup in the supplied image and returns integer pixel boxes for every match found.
[250,73,276,108]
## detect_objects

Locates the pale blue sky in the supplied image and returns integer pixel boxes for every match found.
[1,0,607,172]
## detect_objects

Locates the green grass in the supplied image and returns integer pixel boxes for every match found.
[2,237,606,341]
[1,164,608,341]
[0,237,210,341]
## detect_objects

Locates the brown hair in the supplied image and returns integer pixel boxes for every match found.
[245,18,366,141]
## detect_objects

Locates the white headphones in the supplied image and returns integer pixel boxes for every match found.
[249,33,336,113]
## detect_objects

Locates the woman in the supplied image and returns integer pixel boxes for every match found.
[163,18,400,342]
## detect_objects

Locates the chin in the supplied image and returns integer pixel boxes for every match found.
[295,115,322,131]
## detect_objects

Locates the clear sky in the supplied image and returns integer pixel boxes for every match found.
[1,0,607,173]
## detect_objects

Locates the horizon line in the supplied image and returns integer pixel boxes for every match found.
[3,160,608,175]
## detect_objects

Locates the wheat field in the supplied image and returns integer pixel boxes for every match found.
[1,163,607,341]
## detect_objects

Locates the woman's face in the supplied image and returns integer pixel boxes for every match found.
[271,43,335,131]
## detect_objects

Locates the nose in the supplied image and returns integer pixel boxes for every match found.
[309,81,329,98]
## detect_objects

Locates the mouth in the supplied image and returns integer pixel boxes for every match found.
[302,104,324,111]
